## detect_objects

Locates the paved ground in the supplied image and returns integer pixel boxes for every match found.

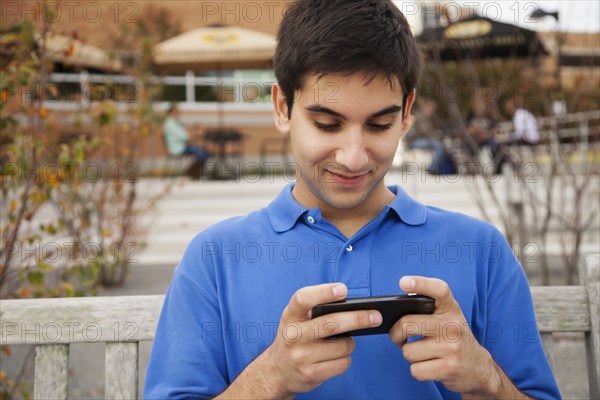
[3,170,596,399]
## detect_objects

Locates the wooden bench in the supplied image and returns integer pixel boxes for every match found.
[1,255,598,399]
[136,155,195,177]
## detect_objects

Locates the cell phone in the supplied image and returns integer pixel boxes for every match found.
[311,294,435,336]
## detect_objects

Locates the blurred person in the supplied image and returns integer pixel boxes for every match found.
[505,96,540,146]
[465,95,506,174]
[163,104,211,179]
[145,1,560,399]
[408,98,457,175]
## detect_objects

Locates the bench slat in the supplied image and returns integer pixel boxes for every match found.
[0,295,164,345]
[34,344,69,400]
[540,333,555,373]
[0,288,593,345]
[581,255,600,399]
[105,342,139,400]
[530,286,591,332]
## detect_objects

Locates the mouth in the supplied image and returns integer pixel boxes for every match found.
[326,169,369,186]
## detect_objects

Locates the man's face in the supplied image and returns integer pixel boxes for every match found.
[273,73,414,215]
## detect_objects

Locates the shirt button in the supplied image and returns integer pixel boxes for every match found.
[346,245,353,252]
[307,216,315,224]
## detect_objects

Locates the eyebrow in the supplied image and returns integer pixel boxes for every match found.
[305,105,403,120]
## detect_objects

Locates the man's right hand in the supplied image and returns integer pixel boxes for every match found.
[217,283,382,399]
[262,283,383,397]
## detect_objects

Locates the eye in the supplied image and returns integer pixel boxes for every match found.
[314,121,341,132]
[368,123,393,132]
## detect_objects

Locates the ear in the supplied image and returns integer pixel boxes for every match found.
[399,90,416,137]
[272,83,291,134]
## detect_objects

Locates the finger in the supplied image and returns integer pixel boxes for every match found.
[409,359,448,382]
[390,315,455,345]
[280,336,355,367]
[311,337,356,362]
[282,283,348,323]
[308,356,353,383]
[399,276,454,311]
[310,310,383,338]
[390,315,425,345]
[401,337,443,363]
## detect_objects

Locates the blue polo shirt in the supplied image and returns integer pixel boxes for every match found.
[145,184,560,399]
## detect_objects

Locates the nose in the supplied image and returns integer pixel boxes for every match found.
[334,128,369,173]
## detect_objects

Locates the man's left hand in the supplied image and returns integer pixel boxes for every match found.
[389,276,500,396]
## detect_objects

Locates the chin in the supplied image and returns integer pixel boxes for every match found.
[319,190,371,210]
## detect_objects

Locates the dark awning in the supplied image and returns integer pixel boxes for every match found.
[417,15,548,61]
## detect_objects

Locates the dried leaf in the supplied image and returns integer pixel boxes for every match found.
[61,283,75,297]
[47,85,59,98]
[63,42,75,58]
[46,223,57,235]
[17,286,32,298]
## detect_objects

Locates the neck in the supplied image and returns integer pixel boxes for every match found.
[294,183,396,239]
[329,189,395,238]
[326,213,378,239]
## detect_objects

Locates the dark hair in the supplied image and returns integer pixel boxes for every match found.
[167,103,178,114]
[274,0,422,118]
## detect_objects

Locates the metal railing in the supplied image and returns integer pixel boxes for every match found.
[42,71,276,111]
[496,109,600,148]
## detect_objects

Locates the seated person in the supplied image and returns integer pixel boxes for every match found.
[504,97,540,146]
[163,104,211,178]
[408,99,456,175]
[465,97,506,174]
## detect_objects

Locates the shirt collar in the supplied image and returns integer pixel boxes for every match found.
[267,184,428,233]
[386,185,428,226]
[267,184,309,233]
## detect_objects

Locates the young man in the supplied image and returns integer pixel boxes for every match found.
[145,1,560,398]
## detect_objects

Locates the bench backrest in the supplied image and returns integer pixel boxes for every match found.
[1,255,598,399]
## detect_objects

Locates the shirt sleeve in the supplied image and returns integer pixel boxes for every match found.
[513,110,525,140]
[144,236,228,399]
[482,231,561,399]
[525,112,540,143]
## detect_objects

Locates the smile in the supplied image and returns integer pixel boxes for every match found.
[326,170,369,186]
